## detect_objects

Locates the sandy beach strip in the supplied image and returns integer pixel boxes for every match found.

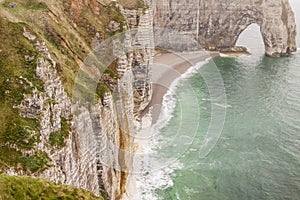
[128,51,219,200]
[140,50,219,122]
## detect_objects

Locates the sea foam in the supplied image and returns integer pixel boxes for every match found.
[136,58,211,200]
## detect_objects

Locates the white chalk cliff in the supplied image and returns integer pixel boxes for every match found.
[152,0,297,56]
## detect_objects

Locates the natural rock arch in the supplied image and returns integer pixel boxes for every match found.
[152,0,297,57]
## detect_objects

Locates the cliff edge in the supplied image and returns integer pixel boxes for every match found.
[0,0,153,199]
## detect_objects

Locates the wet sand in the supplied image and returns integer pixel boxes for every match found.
[140,51,219,123]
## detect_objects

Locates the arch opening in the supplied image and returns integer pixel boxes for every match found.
[236,23,265,55]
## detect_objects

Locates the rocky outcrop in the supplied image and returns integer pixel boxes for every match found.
[45,11,151,200]
[152,0,297,57]
[121,7,154,117]
[16,33,101,195]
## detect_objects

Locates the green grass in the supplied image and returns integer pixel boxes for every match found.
[18,151,51,173]
[106,2,127,35]
[0,148,51,174]
[0,174,103,200]
[0,117,40,150]
[23,0,48,10]
[2,0,48,10]
[96,82,112,100]
[0,17,49,173]
[99,189,109,200]
[49,117,70,149]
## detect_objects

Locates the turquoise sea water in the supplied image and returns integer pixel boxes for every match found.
[147,24,300,199]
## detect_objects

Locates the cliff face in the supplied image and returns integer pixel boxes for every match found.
[0,0,153,199]
[153,0,297,57]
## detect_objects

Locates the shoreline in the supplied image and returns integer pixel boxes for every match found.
[129,50,220,200]
[140,50,220,123]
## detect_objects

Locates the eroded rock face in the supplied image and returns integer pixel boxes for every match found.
[12,3,153,200]
[152,0,297,57]
[121,8,154,117]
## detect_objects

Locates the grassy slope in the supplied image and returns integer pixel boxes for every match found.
[0,174,103,200]
[0,0,145,197]
[0,0,131,173]
[0,16,50,173]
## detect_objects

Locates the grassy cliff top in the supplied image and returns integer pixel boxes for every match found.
[0,174,103,200]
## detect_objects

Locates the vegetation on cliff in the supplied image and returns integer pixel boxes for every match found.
[48,117,70,149]
[0,16,50,173]
[0,0,147,197]
[0,174,103,200]
[0,0,138,173]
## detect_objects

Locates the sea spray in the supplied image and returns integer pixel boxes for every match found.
[154,51,300,200]
[136,58,211,200]
[154,58,210,131]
